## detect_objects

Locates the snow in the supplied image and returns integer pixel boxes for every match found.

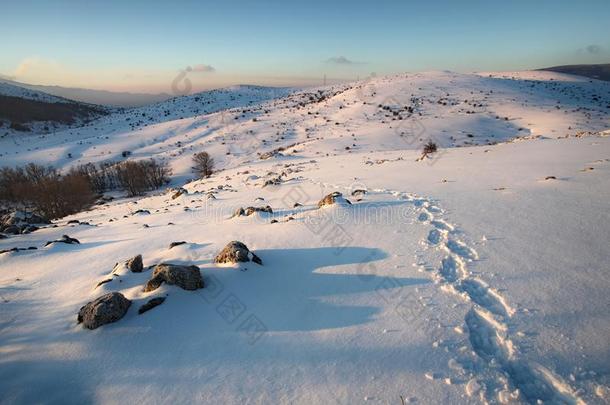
[0,71,609,404]
[0,81,66,103]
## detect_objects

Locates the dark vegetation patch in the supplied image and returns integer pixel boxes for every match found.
[538,63,610,81]
[0,95,107,131]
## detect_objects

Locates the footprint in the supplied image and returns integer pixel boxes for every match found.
[458,278,513,318]
[418,210,432,222]
[431,219,454,232]
[465,308,580,404]
[427,229,444,245]
[439,255,465,282]
[446,239,478,260]
[427,205,442,213]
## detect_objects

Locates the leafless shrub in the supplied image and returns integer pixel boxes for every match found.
[423,141,438,155]
[70,163,108,193]
[115,159,171,197]
[192,151,214,178]
[71,159,171,196]
[33,172,96,218]
[416,141,438,161]
[0,163,95,219]
[0,159,171,217]
[0,166,27,202]
[144,159,172,189]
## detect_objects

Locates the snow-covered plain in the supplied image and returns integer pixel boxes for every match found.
[0,71,609,404]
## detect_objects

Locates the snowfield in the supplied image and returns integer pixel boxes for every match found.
[0,71,609,404]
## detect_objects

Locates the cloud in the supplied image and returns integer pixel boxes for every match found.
[585,44,603,54]
[577,44,605,55]
[326,56,361,65]
[186,64,215,73]
[14,57,61,77]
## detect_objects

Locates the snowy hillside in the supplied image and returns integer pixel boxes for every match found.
[0,71,609,404]
[0,78,172,107]
[0,82,109,135]
[0,81,68,103]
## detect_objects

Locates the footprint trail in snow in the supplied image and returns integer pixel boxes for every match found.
[321,181,586,404]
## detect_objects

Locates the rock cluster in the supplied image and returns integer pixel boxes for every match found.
[233,206,273,217]
[0,210,49,235]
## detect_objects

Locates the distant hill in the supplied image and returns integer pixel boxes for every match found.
[537,63,610,81]
[0,82,108,133]
[0,78,171,107]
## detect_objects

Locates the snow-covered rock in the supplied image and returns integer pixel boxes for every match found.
[77,292,131,329]
[214,241,262,265]
[143,263,204,292]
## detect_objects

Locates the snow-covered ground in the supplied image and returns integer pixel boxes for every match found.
[0,71,609,404]
[0,81,68,103]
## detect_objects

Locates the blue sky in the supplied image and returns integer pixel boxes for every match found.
[1,0,609,92]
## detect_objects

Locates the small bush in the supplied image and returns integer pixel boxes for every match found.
[192,152,214,178]
[423,141,438,155]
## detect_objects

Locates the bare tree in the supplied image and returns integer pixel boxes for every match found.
[192,152,214,178]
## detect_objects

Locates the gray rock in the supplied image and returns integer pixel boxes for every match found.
[233,206,273,217]
[126,254,143,272]
[245,206,273,216]
[169,241,187,249]
[1,211,49,227]
[171,188,187,199]
[215,241,262,265]
[144,263,203,292]
[138,297,166,314]
[262,177,282,187]
[45,234,80,247]
[318,191,352,207]
[77,292,131,330]
[3,225,20,235]
[259,151,278,160]
[95,278,113,288]
[20,225,39,234]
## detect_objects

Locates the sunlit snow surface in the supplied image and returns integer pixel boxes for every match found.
[1,71,609,404]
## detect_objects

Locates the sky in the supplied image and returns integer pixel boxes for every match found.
[1,0,609,94]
